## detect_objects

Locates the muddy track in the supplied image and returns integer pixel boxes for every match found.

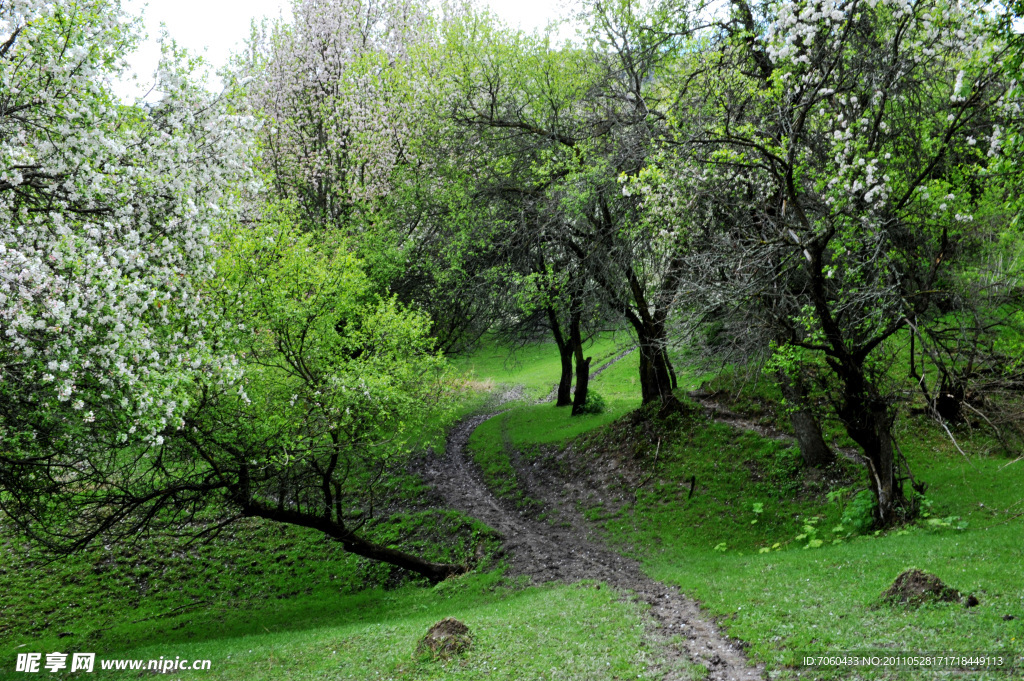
[688,391,866,466]
[420,394,764,680]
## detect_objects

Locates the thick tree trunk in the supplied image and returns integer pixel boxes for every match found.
[777,371,834,468]
[241,501,466,583]
[557,347,574,407]
[570,311,591,415]
[841,399,905,527]
[637,336,676,407]
[546,307,573,407]
[663,349,679,390]
[339,532,468,583]
[571,353,592,415]
[791,409,834,467]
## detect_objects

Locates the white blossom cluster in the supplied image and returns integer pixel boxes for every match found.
[0,0,255,444]
[246,0,428,212]
[762,0,1000,226]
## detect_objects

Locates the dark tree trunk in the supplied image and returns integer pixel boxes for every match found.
[791,409,834,467]
[777,371,834,467]
[546,307,574,407]
[567,196,681,411]
[663,348,678,390]
[802,239,910,527]
[909,329,918,378]
[838,388,906,527]
[570,310,592,415]
[557,349,574,407]
[847,408,900,526]
[339,532,467,583]
[637,334,676,407]
[241,500,466,583]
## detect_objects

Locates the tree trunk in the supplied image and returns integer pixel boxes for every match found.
[241,500,467,583]
[841,399,905,527]
[637,335,676,407]
[663,349,679,391]
[570,311,591,415]
[791,409,834,467]
[557,347,574,407]
[340,532,468,583]
[776,371,834,467]
[546,307,573,407]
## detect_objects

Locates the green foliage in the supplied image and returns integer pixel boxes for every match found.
[576,390,607,415]
[840,489,880,536]
[204,199,455,483]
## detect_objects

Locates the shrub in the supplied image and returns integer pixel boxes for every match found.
[577,390,607,414]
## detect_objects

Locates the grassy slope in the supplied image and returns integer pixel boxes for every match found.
[463,338,1024,679]
[463,333,686,504]
[0,562,655,680]
[4,335,1022,680]
[448,332,634,402]
[1,518,660,681]
[0,335,660,681]
[467,349,642,505]
[592,417,1024,679]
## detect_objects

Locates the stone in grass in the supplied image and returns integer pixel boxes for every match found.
[881,569,977,607]
[416,618,472,660]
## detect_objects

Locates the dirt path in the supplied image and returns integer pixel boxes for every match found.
[688,391,866,466]
[420,394,764,680]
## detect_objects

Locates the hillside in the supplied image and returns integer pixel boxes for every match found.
[2,337,1021,680]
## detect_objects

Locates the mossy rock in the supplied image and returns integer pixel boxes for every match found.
[416,617,472,660]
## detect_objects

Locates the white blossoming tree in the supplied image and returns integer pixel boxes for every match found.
[636,0,1014,523]
[242,0,427,229]
[0,0,465,582]
[0,0,252,459]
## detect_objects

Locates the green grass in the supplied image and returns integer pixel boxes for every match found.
[5,335,1023,680]
[0,571,662,680]
[0,509,496,654]
[449,333,633,401]
[584,412,1024,679]
[466,342,653,505]
[0,517,664,681]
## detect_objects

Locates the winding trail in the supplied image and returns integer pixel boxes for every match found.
[688,390,867,466]
[420,361,765,680]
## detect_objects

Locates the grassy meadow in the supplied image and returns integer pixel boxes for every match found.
[2,333,1022,680]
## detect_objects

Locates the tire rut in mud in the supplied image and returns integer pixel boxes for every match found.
[420,409,765,681]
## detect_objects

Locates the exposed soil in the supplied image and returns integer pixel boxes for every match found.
[416,617,473,659]
[881,569,968,607]
[420,369,765,680]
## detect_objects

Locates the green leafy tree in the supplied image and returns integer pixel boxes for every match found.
[435,1,696,410]
[1,0,463,582]
[636,0,1014,523]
